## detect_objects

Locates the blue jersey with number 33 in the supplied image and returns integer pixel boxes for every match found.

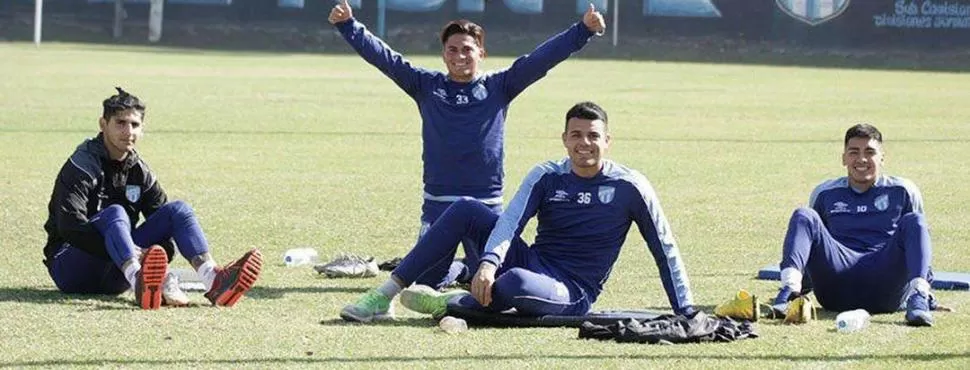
[335,19,594,203]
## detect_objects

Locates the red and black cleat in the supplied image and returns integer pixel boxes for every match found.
[135,245,169,310]
[204,249,263,307]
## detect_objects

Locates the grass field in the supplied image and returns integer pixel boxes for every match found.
[1,42,969,369]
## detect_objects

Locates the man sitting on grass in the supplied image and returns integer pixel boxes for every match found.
[43,87,263,309]
[339,101,696,322]
[770,124,937,326]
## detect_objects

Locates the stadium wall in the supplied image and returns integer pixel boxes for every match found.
[1,0,969,49]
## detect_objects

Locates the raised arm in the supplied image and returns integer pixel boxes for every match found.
[501,4,604,99]
[629,174,695,316]
[329,0,423,97]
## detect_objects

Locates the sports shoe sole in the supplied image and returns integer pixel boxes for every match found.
[210,249,263,307]
[136,246,168,310]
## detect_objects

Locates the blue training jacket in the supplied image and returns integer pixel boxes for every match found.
[809,175,924,252]
[335,19,594,204]
[480,158,695,315]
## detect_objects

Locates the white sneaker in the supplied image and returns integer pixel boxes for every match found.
[161,271,191,307]
[314,254,379,278]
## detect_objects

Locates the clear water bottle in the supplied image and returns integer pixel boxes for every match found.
[437,316,468,334]
[282,248,319,267]
[835,309,870,333]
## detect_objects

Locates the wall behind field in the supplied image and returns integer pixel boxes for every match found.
[2,0,969,53]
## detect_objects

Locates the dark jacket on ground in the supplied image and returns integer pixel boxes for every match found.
[43,134,169,265]
[578,311,758,344]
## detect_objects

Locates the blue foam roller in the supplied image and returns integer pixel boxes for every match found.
[757,265,969,290]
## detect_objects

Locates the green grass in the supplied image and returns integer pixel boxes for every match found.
[1,42,969,369]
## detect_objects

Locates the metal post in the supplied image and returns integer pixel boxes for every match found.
[33,0,43,46]
[377,0,386,38]
[612,0,619,47]
[149,0,163,42]
[113,0,124,39]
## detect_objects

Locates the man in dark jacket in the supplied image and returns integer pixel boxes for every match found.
[44,87,263,309]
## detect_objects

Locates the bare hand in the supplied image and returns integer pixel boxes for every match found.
[470,262,498,306]
[582,3,606,35]
[328,0,353,25]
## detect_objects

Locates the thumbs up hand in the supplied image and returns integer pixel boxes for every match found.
[328,0,353,25]
[583,3,606,35]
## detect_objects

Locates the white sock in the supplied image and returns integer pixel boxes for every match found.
[376,279,403,299]
[123,262,141,288]
[197,261,218,291]
[780,267,803,293]
[908,277,931,297]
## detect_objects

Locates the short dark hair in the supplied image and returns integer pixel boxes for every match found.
[564,101,608,132]
[102,87,145,120]
[440,19,485,48]
[844,123,882,147]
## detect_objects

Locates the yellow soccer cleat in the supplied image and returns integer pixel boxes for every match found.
[714,289,761,322]
[783,295,818,324]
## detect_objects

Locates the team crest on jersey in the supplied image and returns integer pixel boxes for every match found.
[831,201,850,214]
[126,185,141,203]
[598,186,615,204]
[471,84,488,101]
[776,0,850,26]
[874,194,889,211]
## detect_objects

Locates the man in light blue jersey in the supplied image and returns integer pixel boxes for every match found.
[772,124,935,327]
[327,1,606,287]
[339,101,696,322]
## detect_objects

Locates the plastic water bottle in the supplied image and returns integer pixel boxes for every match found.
[835,309,870,333]
[282,248,319,267]
[437,316,468,334]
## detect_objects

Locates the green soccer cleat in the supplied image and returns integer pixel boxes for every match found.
[399,284,470,319]
[340,289,394,323]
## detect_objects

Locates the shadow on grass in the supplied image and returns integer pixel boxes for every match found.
[2,351,967,367]
[246,285,368,299]
[0,287,135,311]
[318,317,436,328]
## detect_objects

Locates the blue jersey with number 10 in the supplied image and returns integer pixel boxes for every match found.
[335,20,594,204]
[809,175,924,252]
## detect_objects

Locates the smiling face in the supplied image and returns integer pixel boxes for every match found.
[842,136,884,191]
[442,33,484,83]
[99,108,143,161]
[562,117,610,178]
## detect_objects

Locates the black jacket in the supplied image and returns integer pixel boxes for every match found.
[43,134,170,265]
